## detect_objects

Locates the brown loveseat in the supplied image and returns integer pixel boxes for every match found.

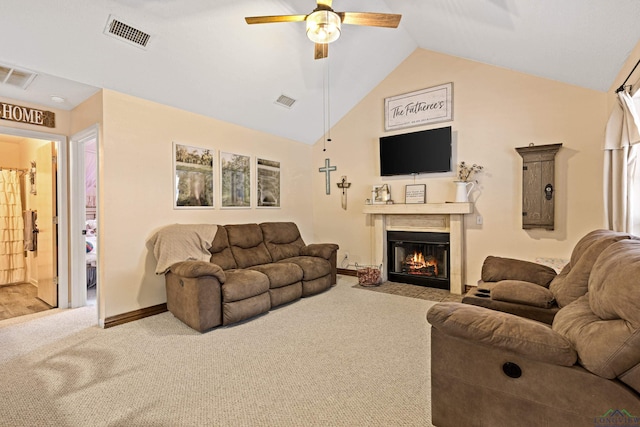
[462,229,638,324]
[152,222,338,332]
[427,231,640,426]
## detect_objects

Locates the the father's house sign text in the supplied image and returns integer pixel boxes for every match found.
[384,83,453,131]
[1,102,56,128]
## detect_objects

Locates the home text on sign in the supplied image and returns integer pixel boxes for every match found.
[0,102,55,128]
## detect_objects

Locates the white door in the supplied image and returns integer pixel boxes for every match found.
[36,142,58,307]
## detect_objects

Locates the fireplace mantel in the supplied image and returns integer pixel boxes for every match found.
[363,203,473,295]
[363,202,473,215]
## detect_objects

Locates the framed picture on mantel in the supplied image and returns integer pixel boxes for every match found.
[405,184,426,204]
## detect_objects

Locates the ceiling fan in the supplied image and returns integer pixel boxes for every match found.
[245,0,402,59]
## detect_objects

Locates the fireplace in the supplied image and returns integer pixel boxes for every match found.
[387,231,450,290]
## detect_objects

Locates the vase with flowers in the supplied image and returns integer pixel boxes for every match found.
[455,161,483,202]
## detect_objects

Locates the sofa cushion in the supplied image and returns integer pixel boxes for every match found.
[226,224,273,268]
[491,280,555,308]
[222,293,271,326]
[481,256,557,287]
[549,229,633,308]
[260,222,305,262]
[208,226,237,270]
[280,256,331,281]
[249,262,304,289]
[221,269,270,303]
[301,275,331,297]
[428,302,577,366]
[553,294,640,379]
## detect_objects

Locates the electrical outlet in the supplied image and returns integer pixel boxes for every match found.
[476,215,483,225]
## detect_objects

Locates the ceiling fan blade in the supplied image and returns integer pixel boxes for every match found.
[338,12,402,28]
[245,15,307,25]
[317,0,333,8]
[314,43,328,60]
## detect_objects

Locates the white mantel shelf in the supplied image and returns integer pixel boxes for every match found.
[363,202,473,295]
[363,202,473,215]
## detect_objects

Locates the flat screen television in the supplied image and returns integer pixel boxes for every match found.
[379,126,452,176]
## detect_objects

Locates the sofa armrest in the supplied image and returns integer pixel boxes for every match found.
[482,256,557,287]
[427,302,576,366]
[301,243,339,260]
[169,261,226,283]
[491,280,556,308]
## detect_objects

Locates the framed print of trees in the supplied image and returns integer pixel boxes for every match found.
[221,151,251,208]
[257,158,280,208]
[173,142,214,208]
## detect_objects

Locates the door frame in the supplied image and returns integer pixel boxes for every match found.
[0,125,69,308]
[69,125,99,316]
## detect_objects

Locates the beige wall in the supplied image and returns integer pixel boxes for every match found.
[312,48,609,285]
[96,90,313,319]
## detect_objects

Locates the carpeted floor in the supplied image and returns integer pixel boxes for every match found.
[0,276,437,427]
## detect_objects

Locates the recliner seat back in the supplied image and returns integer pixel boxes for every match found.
[553,238,640,393]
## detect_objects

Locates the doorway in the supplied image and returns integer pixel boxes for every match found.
[69,125,99,316]
[0,126,69,321]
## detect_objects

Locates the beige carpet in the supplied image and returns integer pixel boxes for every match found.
[0,276,436,427]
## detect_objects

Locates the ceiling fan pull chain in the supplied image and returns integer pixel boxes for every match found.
[326,56,332,144]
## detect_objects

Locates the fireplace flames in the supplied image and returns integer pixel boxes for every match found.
[404,251,438,276]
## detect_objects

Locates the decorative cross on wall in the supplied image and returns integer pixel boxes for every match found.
[318,158,336,195]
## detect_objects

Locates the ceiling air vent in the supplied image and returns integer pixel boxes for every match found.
[104,15,151,49]
[0,64,37,90]
[275,94,296,109]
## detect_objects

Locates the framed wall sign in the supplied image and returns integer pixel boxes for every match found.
[384,82,453,131]
[405,184,426,204]
[256,157,281,208]
[173,142,214,208]
[220,151,251,208]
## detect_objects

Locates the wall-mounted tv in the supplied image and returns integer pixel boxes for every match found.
[379,126,452,176]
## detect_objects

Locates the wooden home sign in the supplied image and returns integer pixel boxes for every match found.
[1,102,55,128]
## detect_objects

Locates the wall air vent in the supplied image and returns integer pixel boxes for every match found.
[0,64,37,90]
[104,15,151,49]
[275,94,296,109]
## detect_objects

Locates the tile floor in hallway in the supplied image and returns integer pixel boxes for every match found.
[0,283,52,320]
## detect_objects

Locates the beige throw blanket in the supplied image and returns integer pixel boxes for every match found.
[149,224,218,274]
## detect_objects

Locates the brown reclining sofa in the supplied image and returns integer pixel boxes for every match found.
[151,222,338,332]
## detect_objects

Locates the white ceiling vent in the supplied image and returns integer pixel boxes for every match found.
[275,94,296,109]
[0,64,37,90]
[104,15,151,49]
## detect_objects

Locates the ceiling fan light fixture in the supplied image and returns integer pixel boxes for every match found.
[306,10,341,44]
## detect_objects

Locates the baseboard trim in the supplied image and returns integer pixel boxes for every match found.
[338,268,357,277]
[104,303,167,328]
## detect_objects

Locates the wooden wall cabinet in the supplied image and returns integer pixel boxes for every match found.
[515,143,562,230]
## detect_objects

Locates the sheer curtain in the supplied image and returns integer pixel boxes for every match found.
[604,90,640,234]
[0,169,26,284]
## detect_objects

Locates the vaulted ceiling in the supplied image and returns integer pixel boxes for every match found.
[1,0,639,144]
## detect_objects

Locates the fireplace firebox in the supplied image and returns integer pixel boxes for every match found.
[387,231,450,290]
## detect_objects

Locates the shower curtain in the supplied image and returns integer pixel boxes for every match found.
[0,169,26,285]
